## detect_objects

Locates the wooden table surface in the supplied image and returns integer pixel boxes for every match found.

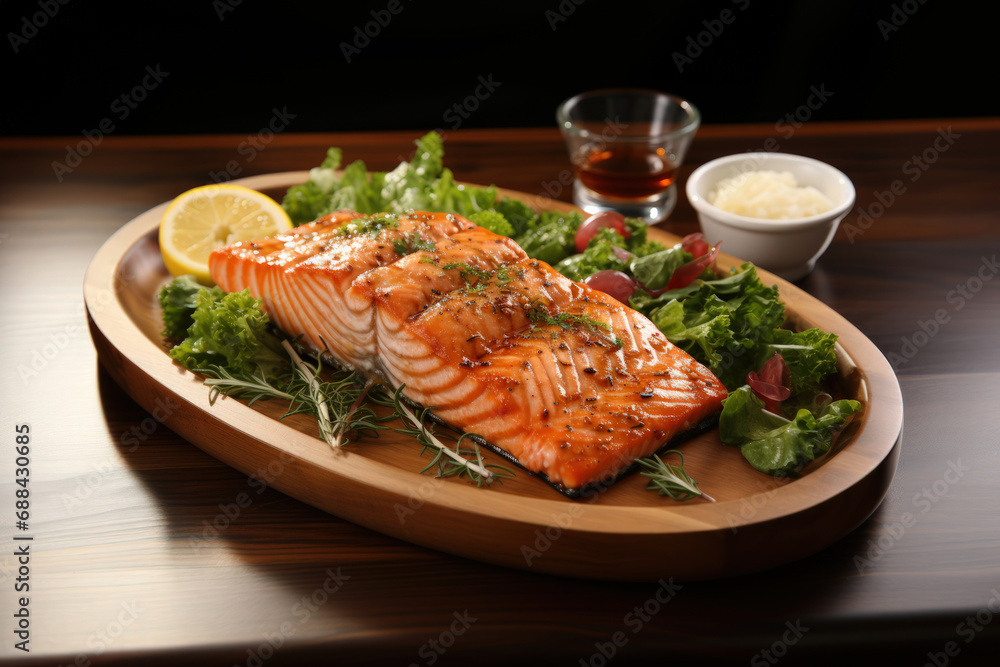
[2,120,999,666]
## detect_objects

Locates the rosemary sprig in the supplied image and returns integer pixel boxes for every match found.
[199,364,295,406]
[281,340,334,445]
[196,345,387,450]
[194,335,510,483]
[381,385,513,486]
[637,450,714,502]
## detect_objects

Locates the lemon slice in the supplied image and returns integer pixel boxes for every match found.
[159,184,292,284]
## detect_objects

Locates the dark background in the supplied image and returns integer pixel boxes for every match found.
[2,0,996,136]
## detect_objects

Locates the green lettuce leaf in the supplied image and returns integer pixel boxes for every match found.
[492,197,539,237]
[629,246,691,291]
[379,133,496,216]
[422,169,497,216]
[762,327,840,395]
[514,211,583,265]
[467,209,514,236]
[642,264,787,390]
[631,262,762,311]
[619,217,664,256]
[283,131,494,222]
[281,147,343,224]
[650,296,733,370]
[327,159,386,214]
[720,386,861,476]
[379,131,445,209]
[554,228,628,281]
[168,288,287,380]
[629,239,668,257]
[158,275,223,340]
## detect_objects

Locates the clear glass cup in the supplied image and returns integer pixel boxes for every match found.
[556,89,700,223]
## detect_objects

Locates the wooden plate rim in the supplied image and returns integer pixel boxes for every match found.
[84,171,903,540]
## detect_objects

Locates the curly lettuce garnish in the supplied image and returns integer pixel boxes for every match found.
[167,286,287,380]
[158,274,222,340]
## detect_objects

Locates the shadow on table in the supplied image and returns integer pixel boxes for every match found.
[95,363,998,667]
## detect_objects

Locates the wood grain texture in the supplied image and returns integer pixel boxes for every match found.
[1,121,999,665]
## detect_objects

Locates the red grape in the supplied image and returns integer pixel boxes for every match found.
[575,211,629,253]
[585,270,637,303]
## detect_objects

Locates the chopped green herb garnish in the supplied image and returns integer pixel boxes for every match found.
[528,308,610,333]
[525,306,622,348]
[418,258,517,293]
[442,262,492,283]
[336,214,400,239]
[392,233,436,256]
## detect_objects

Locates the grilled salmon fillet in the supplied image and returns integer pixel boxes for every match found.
[211,210,473,372]
[210,210,727,490]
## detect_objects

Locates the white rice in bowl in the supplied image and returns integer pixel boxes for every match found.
[708,170,833,220]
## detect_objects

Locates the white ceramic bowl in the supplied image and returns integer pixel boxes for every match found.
[685,153,855,281]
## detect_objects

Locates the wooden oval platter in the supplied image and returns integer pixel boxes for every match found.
[84,171,903,582]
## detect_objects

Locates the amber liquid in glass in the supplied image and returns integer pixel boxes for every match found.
[577,144,676,199]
